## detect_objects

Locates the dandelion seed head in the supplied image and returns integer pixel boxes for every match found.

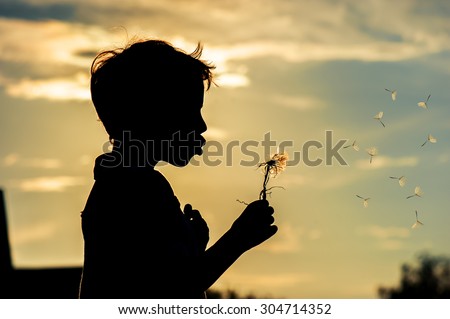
[344,140,359,151]
[428,134,437,143]
[260,152,288,177]
[418,94,431,109]
[418,102,427,109]
[367,147,378,156]
[415,186,423,196]
[356,195,370,207]
[385,88,397,101]
[374,112,384,120]
[391,90,397,101]
[412,221,423,229]
[412,210,424,229]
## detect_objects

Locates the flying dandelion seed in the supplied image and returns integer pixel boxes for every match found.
[390,176,407,187]
[412,210,424,229]
[407,186,423,199]
[356,195,370,208]
[258,152,288,200]
[366,147,378,164]
[421,134,437,147]
[373,111,385,127]
[385,88,397,101]
[418,94,431,109]
[344,140,359,151]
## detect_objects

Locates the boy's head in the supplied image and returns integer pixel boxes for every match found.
[90,39,214,166]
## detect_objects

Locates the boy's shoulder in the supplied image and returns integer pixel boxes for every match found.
[92,154,174,196]
[83,154,180,221]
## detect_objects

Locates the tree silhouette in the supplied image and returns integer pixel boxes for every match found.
[379,252,450,298]
[206,288,256,299]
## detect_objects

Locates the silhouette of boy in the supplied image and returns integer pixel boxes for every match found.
[79,39,277,298]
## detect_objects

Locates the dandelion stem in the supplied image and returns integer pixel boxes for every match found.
[260,165,270,200]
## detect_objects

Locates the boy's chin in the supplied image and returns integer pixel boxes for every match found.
[168,159,191,167]
[166,155,195,167]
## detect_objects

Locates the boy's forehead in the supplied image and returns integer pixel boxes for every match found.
[175,77,205,97]
[178,74,205,89]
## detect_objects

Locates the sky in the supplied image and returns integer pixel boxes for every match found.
[1,0,450,298]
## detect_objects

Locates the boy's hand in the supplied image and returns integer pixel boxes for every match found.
[184,204,209,252]
[228,200,277,254]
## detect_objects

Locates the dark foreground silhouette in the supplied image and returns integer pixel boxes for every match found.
[0,188,258,298]
[379,252,450,298]
[3,188,449,298]
[79,39,277,298]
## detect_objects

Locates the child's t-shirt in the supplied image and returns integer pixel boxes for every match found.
[79,154,205,298]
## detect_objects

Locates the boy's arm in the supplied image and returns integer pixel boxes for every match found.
[197,200,277,291]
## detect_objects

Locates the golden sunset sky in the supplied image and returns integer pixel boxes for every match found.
[1,0,450,298]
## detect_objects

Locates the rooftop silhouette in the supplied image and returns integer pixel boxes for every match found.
[0,189,82,298]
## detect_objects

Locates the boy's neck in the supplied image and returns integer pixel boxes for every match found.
[111,142,159,169]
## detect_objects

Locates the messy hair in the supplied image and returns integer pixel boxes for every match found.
[90,39,215,139]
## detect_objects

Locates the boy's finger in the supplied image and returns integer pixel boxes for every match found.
[190,209,203,221]
[183,204,193,218]
[264,225,278,239]
[248,199,269,209]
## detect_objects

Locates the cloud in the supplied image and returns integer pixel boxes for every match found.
[1,1,449,102]
[2,153,20,166]
[66,0,450,64]
[357,225,410,251]
[203,127,228,140]
[272,94,324,111]
[283,170,361,190]
[0,18,98,68]
[2,154,62,169]
[356,155,419,170]
[214,73,249,88]
[359,225,410,240]
[4,72,90,101]
[2,1,450,74]
[10,176,86,192]
[378,239,405,251]
[258,223,301,253]
[258,224,322,254]
[27,0,449,63]
[0,1,75,21]
[11,221,58,246]
[79,154,93,166]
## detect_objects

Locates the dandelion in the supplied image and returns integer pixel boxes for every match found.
[389,176,407,187]
[407,186,423,199]
[343,140,359,151]
[258,152,288,200]
[385,88,397,101]
[421,134,437,147]
[418,94,431,109]
[356,195,370,208]
[373,111,385,127]
[412,210,424,229]
[367,147,378,164]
